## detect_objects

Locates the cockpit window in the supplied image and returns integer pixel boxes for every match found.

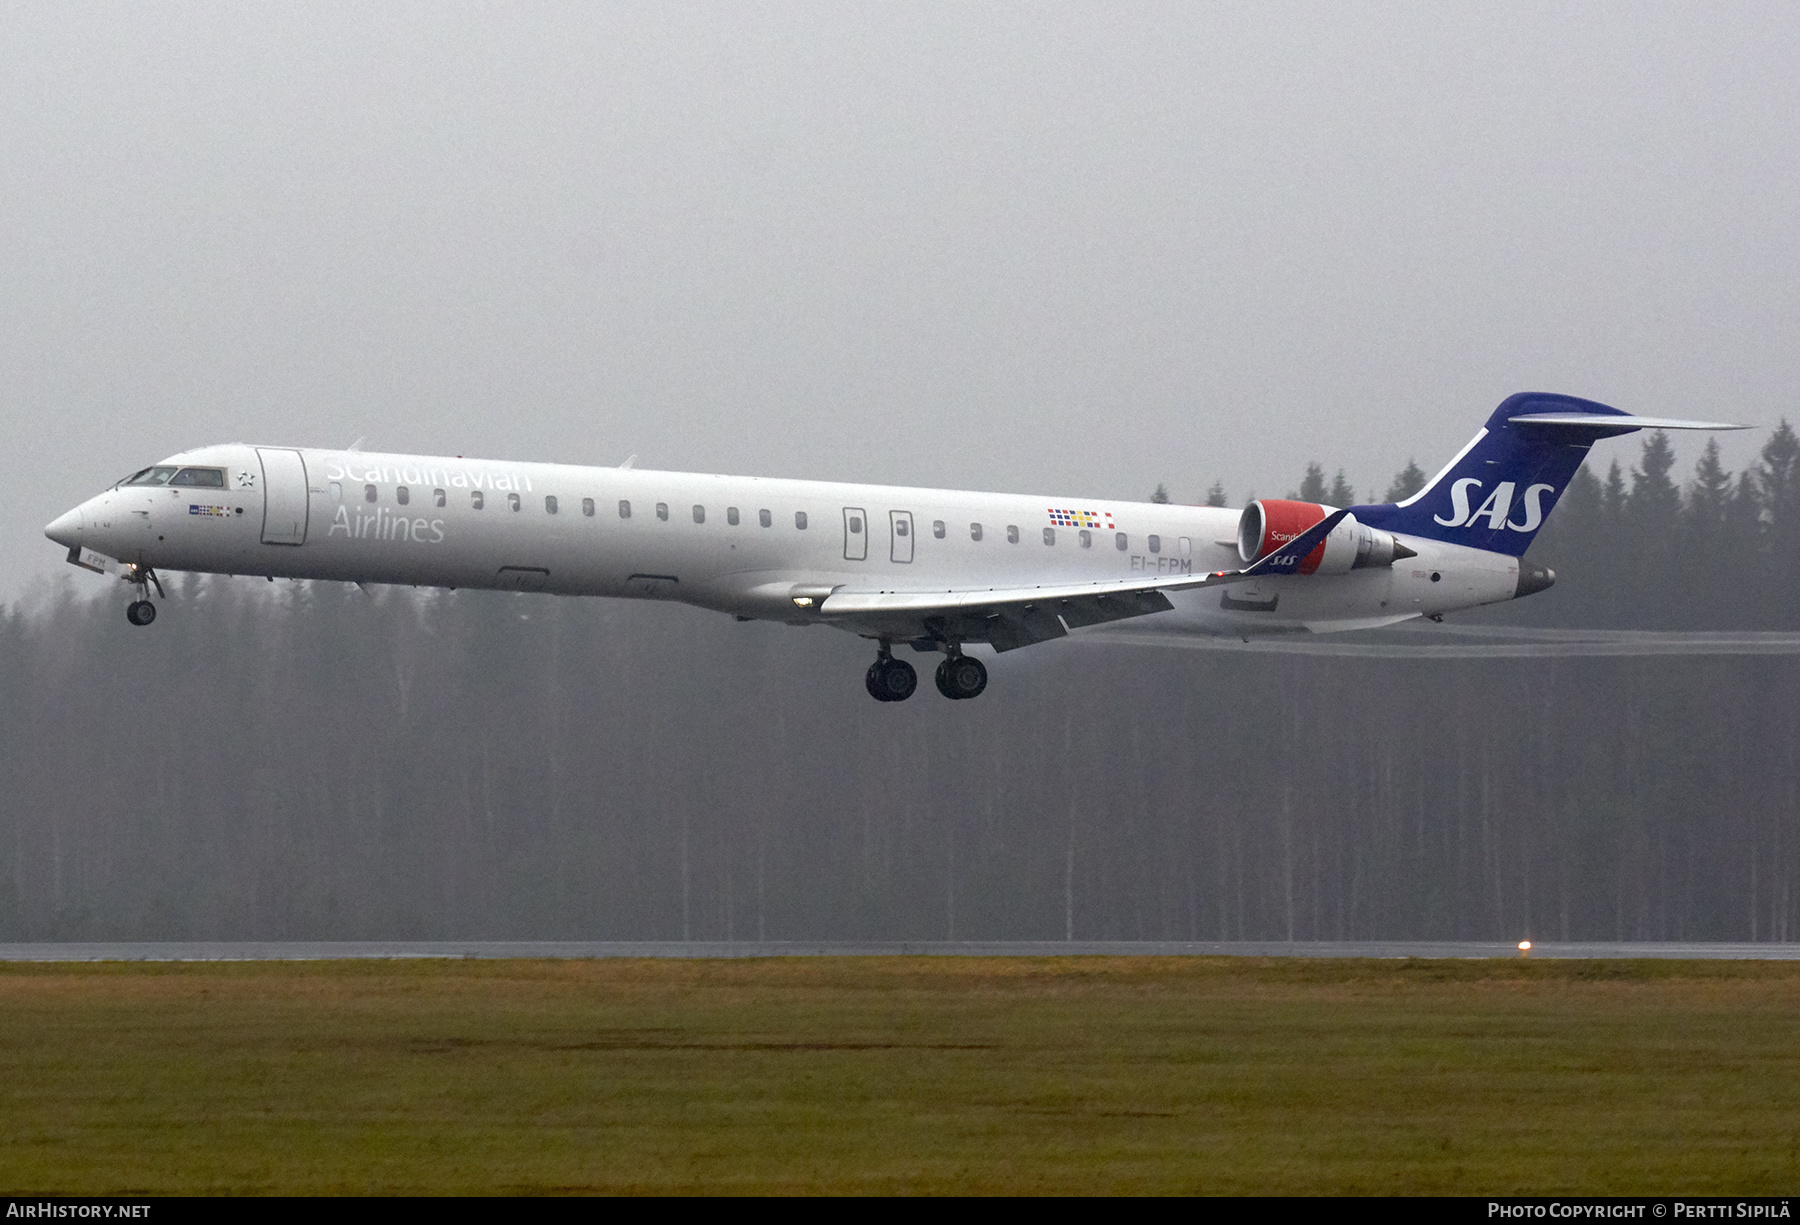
[169,467,226,488]
[123,467,178,487]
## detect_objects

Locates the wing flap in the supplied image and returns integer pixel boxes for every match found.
[820,571,1215,619]
[817,509,1350,648]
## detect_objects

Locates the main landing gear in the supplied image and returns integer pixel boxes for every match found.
[935,653,987,701]
[864,642,988,702]
[866,648,918,703]
[124,565,164,627]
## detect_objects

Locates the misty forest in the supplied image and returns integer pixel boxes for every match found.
[4,425,1799,944]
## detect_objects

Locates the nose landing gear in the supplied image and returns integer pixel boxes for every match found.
[123,564,165,628]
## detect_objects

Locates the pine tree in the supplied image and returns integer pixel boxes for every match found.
[1150,483,1171,504]
[1630,432,1680,522]
[1757,419,1800,623]
[1603,460,1628,523]
[1687,438,1733,542]
[1297,462,1327,503]
[1682,439,1736,627]
[1327,470,1356,507]
[1629,433,1681,603]
[1385,459,1427,503]
[1758,418,1800,525]
[1204,480,1227,508]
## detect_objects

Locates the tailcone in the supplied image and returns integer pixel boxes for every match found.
[1515,560,1555,599]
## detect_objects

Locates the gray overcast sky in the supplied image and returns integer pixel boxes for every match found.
[4,2,1797,603]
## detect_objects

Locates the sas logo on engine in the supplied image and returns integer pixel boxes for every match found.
[189,504,229,517]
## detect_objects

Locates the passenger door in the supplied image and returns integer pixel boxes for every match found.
[257,448,309,545]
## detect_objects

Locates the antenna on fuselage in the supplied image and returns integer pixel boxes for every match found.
[620,453,638,469]
[347,437,366,452]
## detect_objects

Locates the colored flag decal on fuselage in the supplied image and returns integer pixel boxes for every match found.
[189,504,229,517]
[1048,508,1114,529]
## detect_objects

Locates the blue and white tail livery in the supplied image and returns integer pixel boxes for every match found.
[1352,393,1744,557]
[44,392,1750,701]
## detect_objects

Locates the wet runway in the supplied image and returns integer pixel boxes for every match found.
[4,940,1800,961]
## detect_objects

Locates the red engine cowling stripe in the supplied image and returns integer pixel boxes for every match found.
[1255,500,1329,575]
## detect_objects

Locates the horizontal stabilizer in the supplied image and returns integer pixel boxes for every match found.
[1507,412,1750,433]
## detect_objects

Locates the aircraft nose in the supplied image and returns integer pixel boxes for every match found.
[45,506,83,550]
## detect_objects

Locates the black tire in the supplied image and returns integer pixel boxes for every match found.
[942,655,987,700]
[875,657,917,702]
[934,658,956,699]
[126,600,156,626]
[865,661,892,701]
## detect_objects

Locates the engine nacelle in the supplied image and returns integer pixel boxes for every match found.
[1236,499,1415,575]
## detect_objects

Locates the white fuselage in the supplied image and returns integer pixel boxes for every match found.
[49,443,1524,641]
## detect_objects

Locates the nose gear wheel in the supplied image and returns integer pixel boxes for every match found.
[123,565,164,628]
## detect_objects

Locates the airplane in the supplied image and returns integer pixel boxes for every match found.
[44,393,1745,702]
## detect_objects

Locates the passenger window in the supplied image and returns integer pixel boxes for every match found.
[727,507,739,526]
[1042,527,1054,545]
[848,516,862,534]
[1006,525,1019,544]
[970,523,983,541]
[795,511,808,529]
[693,505,705,524]
[329,482,342,502]
[545,495,558,514]
[472,490,484,510]
[170,467,226,487]
[895,519,908,537]
[1179,536,1191,556]
[397,486,410,506]
[1149,534,1161,554]
[1079,529,1091,548]
[434,488,447,508]
[365,484,378,503]
[508,492,521,512]
[933,520,945,539]
[656,502,669,521]
[619,500,631,519]
[759,509,772,528]
[582,498,595,517]
[1115,532,1127,551]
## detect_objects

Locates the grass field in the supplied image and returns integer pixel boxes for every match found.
[2,956,1798,1194]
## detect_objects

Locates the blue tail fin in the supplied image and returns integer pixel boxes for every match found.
[1350,393,1637,557]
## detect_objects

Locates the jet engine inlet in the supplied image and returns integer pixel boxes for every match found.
[1237,500,1413,575]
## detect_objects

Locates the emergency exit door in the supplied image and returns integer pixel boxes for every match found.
[890,510,914,563]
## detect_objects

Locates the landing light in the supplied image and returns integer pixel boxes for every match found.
[792,596,814,608]
[1518,940,1532,958]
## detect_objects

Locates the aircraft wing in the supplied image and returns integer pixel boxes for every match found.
[819,510,1349,651]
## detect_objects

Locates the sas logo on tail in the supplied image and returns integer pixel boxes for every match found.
[1433,480,1556,532]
